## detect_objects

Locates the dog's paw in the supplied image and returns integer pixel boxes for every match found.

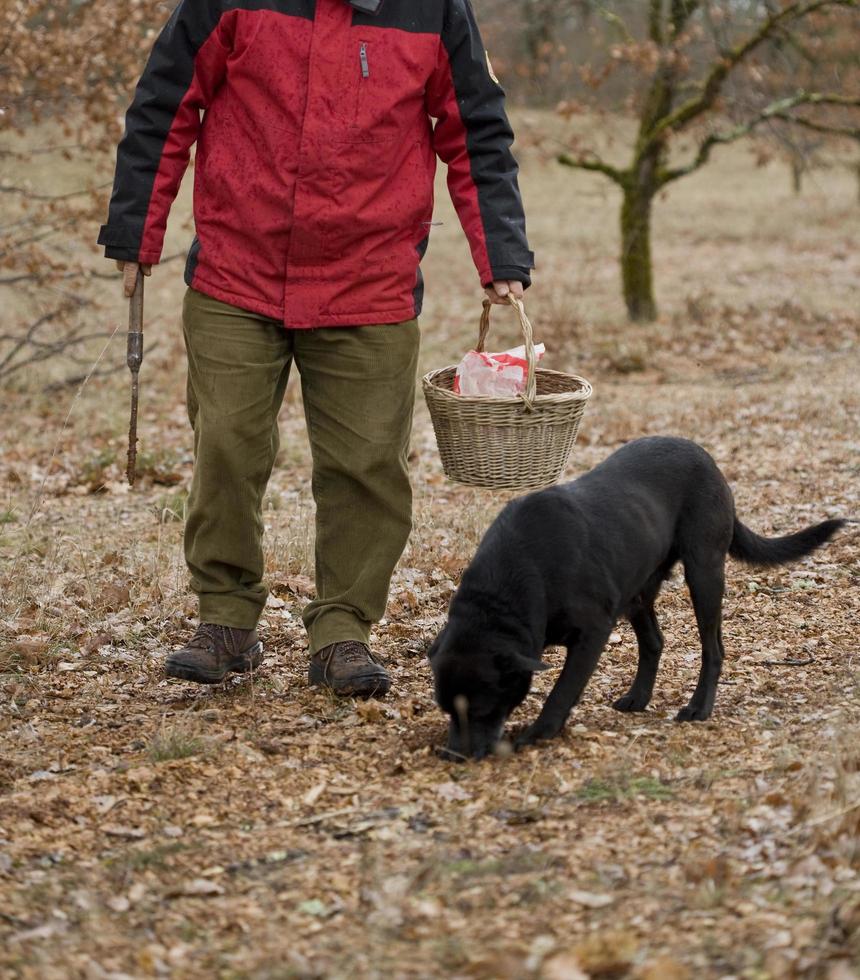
[612,692,649,713]
[514,721,559,750]
[675,704,712,722]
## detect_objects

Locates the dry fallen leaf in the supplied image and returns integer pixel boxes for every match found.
[168,879,225,899]
[297,899,329,918]
[434,781,472,801]
[566,888,615,909]
[573,930,636,977]
[91,794,120,815]
[8,636,51,658]
[128,882,147,904]
[277,575,315,598]
[100,581,131,611]
[542,952,589,980]
[103,825,146,840]
[355,700,385,723]
[303,781,327,807]
[826,964,860,980]
[637,956,691,980]
[82,631,112,654]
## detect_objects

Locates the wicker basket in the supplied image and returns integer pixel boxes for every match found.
[422,296,592,492]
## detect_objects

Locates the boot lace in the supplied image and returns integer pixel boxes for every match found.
[186,623,221,651]
[322,641,381,666]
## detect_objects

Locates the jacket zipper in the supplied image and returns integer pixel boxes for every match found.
[359,42,370,78]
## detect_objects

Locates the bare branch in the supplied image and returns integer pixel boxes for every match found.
[0,308,68,376]
[0,339,114,383]
[0,182,111,202]
[0,300,122,384]
[0,251,186,286]
[788,93,860,109]
[42,361,130,393]
[648,0,859,145]
[0,143,88,158]
[558,152,627,185]
[595,5,636,44]
[775,28,820,64]
[660,90,860,184]
[771,113,860,140]
[0,216,84,257]
[702,2,732,56]
[660,121,768,184]
[670,0,700,38]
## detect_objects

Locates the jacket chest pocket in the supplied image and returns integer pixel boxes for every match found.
[343,39,372,132]
[340,35,434,142]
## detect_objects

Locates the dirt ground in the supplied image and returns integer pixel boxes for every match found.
[1,126,858,980]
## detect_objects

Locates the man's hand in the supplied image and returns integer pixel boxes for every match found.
[116,260,152,298]
[484,279,525,306]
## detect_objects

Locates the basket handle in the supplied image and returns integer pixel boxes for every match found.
[476,294,537,407]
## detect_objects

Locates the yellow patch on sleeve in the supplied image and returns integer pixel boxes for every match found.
[485,50,499,84]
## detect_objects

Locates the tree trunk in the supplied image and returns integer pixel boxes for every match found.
[791,157,804,195]
[621,44,674,324]
[620,176,658,322]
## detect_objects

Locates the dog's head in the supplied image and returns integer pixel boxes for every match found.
[428,626,549,760]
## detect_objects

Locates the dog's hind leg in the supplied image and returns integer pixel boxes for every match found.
[677,557,726,722]
[613,604,664,712]
[515,623,614,748]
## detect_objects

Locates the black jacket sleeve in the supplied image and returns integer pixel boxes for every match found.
[97,0,230,264]
[426,0,534,287]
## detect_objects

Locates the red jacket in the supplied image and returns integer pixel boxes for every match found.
[98,0,534,328]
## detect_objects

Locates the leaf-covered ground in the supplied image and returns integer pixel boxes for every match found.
[1,131,858,979]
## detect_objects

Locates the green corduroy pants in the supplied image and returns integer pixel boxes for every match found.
[181,287,419,654]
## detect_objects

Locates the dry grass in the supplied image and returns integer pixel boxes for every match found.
[0,114,858,979]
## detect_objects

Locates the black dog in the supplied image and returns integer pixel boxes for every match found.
[429,437,844,759]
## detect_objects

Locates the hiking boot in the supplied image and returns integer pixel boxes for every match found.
[308,641,391,698]
[165,623,263,684]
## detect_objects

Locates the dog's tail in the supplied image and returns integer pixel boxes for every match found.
[729,516,845,567]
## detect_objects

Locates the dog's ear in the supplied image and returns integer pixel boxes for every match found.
[508,651,551,673]
[426,633,442,661]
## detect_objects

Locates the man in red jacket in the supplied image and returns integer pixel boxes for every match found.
[100,0,534,697]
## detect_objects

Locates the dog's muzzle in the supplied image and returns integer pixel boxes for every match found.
[445,718,505,761]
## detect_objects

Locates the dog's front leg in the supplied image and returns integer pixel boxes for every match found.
[515,627,612,749]
[613,604,664,712]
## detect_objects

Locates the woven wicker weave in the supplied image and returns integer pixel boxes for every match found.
[422,297,592,492]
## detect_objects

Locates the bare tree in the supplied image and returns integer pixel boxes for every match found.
[478,0,599,104]
[0,0,176,386]
[741,6,859,194]
[554,0,860,321]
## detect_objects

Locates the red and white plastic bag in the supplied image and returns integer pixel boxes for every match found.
[453,342,546,397]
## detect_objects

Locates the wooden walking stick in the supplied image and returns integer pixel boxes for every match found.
[126,268,144,486]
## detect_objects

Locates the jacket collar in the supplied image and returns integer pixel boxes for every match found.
[347,0,383,13]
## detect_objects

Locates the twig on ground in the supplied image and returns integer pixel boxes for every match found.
[521,754,541,808]
[285,807,363,828]
[789,799,860,834]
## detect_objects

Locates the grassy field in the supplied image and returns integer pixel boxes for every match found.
[0,119,858,979]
